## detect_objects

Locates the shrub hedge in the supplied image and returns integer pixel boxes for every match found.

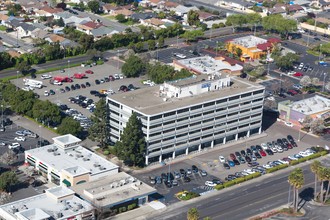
[235,177,246,184]
[223,180,236,188]
[215,184,224,190]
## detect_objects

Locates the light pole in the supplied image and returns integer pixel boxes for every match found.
[117,50,120,69]
[322,72,327,92]
[210,28,213,41]
[67,60,70,77]
[267,61,270,75]
[318,44,322,63]
[288,182,291,208]
[280,73,283,93]
[176,32,179,48]
[216,41,218,57]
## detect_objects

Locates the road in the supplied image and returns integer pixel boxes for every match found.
[0,32,33,51]
[148,156,330,220]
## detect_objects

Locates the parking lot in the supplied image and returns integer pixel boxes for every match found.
[133,121,329,204]
[11,61,151,118]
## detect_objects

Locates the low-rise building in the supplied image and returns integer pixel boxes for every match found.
[173,56,243,76]
[107,75,264,165]
[278,95,330,126]
[71,172,157,211]
[25,134,119,187]
[0,186,94,220]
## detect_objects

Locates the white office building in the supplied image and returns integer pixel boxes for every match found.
[107,75,265,165]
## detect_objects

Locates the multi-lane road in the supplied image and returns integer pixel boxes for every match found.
[148,156,330,220]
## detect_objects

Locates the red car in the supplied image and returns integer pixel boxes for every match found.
[229,153,236,160]
[259,150,267,157]
[293,72,303,77]
[85,70,94,74]
[287,143,293,149]
[288,89,298,95]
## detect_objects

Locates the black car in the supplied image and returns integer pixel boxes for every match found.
[277,139,284,146]
[71,85,76,90]
[75,84,81,89]
[291,142,298,148]
[278,93,286,98]
[256,145,262,152]
[95,79,100,85]
[246,148,252,156]
[161,173,167,181]
[212,179,222,185]
[265,149,274,155]
[94,92,101,97]
[119,85,128,92]
[179,169,186,176]
[87,99,93,105]
[287,135,294,143]
[282,138,289,145]
[81,84,86,89]
[234,151,241,157]
[233,159,240,165]
[65,86,70,91]
[294,89,302,94]
[165,180,172,188]
[251,145,258,153]
[86,82,91,87]
[183,176,191,182]
[59,104,68,111]
[90,90,97,95]
[287,91,295,96]
[245,156,251,163]
[38,140,50,146]
[240,150,246,157]
[60,88,65,93]
[81,103,88,108]
[223,163,230,169]
[167,172,174,181]
[69,97,76,103]
[192,165,198,173]
[128,84,135,91]
[225,175,236,181]
[255,152,262,159]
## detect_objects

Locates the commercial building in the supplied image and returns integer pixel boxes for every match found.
[107,75,265,165]
[25,134,119,187]
[173,56,243,76]
[0,186,94,220]
[278,95,330,126]
[71,172,157,212]
[226,35,281,61]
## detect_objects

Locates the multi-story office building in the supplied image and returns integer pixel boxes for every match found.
[107,75,265,165]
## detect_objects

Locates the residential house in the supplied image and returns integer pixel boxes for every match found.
[0,14,9,26]
[162,1,179,10]
[16,22,38,38]
[131,12,156,22]
[141,18,165,29]
[172,5,199,17]
[217,0,254,10]
[53,11,73,20]
[35,6,64,17]
[76,21,104,35]
[287,4,304,13]
[3,17,24,29]
[45,34,76,47]
[91,26,119,39]
[20,0,46,13]
[110,8,134,18]
[31,28,49,39]
[311,0,330,9]
[63,16,92,27]
[267,5,287,15]
[102,4,118,14]
[197,11,219,22]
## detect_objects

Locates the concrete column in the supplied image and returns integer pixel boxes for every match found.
[159,154,162,163]
[211,141,214,148]
[172,151,176,159]
[235,133,238,141]
[186,147,189,155]
[145,156,149,165]
[258,127,262,134]
[198,144,202,152]
[223,137,226,145]
[247,130,250,137]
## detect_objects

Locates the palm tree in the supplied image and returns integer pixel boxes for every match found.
[288,168,304,212]
[310,160,321,201]
[323,168,330,203]
[187,208,199,220]
[318,167,327,203]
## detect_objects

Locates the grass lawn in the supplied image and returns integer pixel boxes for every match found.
[105,15,116,20]
[0,25,6,31]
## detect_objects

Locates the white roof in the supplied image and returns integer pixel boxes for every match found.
[231,35,267,48]
[291,95,330,115]
[0,186,93,220]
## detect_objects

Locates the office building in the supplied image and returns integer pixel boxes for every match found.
[107,75,265,165]
[0,186,94,220]
[25,134,119,187]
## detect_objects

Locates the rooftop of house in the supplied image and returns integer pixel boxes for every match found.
[71,172,157,208]
[0,186,93,220]
[282,95,330,115]
[108,76,263,115]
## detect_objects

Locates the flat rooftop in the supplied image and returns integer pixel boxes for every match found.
[108,76,264,115]
[289,95,330,115]
[71,172,157,207]
[231,35,267,48]
[175,56,243,74]
[53,134,81,146]
[0,186,93,220]
[26,144,118,176]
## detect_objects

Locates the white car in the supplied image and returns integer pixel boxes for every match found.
[14,137,26,142]
[267,96,275,101]
[271,147,278,153]
[277,146,284,153]
[119,74,124,79]
[287,71,296,76]
[22,87,31,91]
[284,121,293,127]
[41,74,52,80]
[53,80,62,86]
[293,84,303,90]
[261,143,268,150]
[219,156,226,163]
[0,142,6,146]
[298,63,304,69]
[8,143,20,149]
[277,159,289,165]
[44,91,49,96]
[262,164,273,169]
[114,74,120,80]
[288,155,298,161]
[205,181,217,187]
[143,80,155,86]
[243,169,255,174]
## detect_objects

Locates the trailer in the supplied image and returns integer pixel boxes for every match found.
[73,73,86,79]
[53,76,73,83]
[23,78,43,89]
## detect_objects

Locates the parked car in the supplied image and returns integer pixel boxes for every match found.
[14,137,25,142]
[293,72,304,77]
[200,170,207,176]
[8,142,20,149]
[228,160,235,167]
[223,163,230,169]
[192,165,199,173]
[219,156,226,163]
[205,181,217,187]
[229,153,236,160]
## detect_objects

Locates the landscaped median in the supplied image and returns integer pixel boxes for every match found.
[214,150,329,191]
[176,191,200,201]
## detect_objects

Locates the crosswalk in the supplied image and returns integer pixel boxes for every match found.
[200,185,215,191]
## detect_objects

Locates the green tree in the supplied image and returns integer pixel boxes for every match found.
[235,47,243,58]
[0,172,18,192]
[200,23,208,31]
[115,14,127,23]
[158,36,164,48]
[274,52,299,71]
[181,30,204,42]
[0,52,16,70]
[310,160,322,201]
[225,14,247,27]
[88,99,108,148]
[148,39,156,51]
[58,117,83,137]
[88,0,100,13]
[79,34,94,51]
[288,168,304,212]
[246,13,262,30]
[262,14,297,38]
[0,150,18,165]
[122,55,145,77]
[32,100,62,126]
[9,90,36,116]
[134,42,144,53]
[187,207,199,220]
[114,112,146,167]
[187,10,200,26]
[324,168,330,203]
[16,61,31,74]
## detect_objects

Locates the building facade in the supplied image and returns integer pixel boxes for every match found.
[107,76,265,165]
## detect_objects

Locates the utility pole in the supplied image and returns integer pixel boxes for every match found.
[322,73,327,92]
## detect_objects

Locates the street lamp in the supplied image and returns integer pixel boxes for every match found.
[322,72,327,92]
[67,60,70,77]
[318,44,322,63]
[267,61,270,75]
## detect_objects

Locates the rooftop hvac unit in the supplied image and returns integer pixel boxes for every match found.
[47,149,54,152]
[83,157,90,161]
[93,163,100,167]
